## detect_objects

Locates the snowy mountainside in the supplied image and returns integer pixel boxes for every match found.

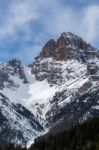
[0,32,99,146]
[0,60,46,146]
[31,32,99,131]
[0,59,57,146]
[0,93,43,146]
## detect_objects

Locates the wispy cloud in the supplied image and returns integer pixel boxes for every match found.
[0,0,99,43]
[0,0,40,40]
[0,0,99,63]
[41,2,99,43]
[82,5,99,42]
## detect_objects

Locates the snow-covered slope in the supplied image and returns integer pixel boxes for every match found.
[0,93,44,147]
[0,60,58,146]
[0,32,99,146]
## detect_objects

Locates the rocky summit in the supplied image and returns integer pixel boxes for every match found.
[32,32,99,84]
[36,32,97,61]
[0,32,99,147]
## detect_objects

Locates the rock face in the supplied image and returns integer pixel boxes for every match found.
[32,32,99,84]
[36,32,96,61]
[8,59,28,83]
[0,59,28,90]
[46,82,99,134]
[87,63,99,75]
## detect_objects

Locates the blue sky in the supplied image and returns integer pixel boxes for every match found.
[0,0,99,64]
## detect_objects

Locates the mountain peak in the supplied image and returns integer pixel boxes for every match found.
[8,59,28,83]
[35,32,96,61]
[60,32,77,38]
[60,32,83,42]
[8,59,22,67]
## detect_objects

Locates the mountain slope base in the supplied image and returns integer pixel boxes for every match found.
[0,117,99,150]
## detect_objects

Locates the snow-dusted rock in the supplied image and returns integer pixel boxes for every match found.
[0,32,99,146]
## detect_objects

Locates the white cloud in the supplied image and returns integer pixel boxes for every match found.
[0,0,40,40]
[0,0,99,44]
[41,3,99,43]
[82,5,99,42]
[0,0,99,63]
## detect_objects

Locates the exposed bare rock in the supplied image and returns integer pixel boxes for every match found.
[87,63,99,75]
[36,32,97,61]
[8,59,28,83]
[78,81,92,93]
[32,32,99,83]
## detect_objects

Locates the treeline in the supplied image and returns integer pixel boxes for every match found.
[1,117,99,150]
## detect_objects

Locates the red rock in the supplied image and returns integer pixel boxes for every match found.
[36,32,97,61]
